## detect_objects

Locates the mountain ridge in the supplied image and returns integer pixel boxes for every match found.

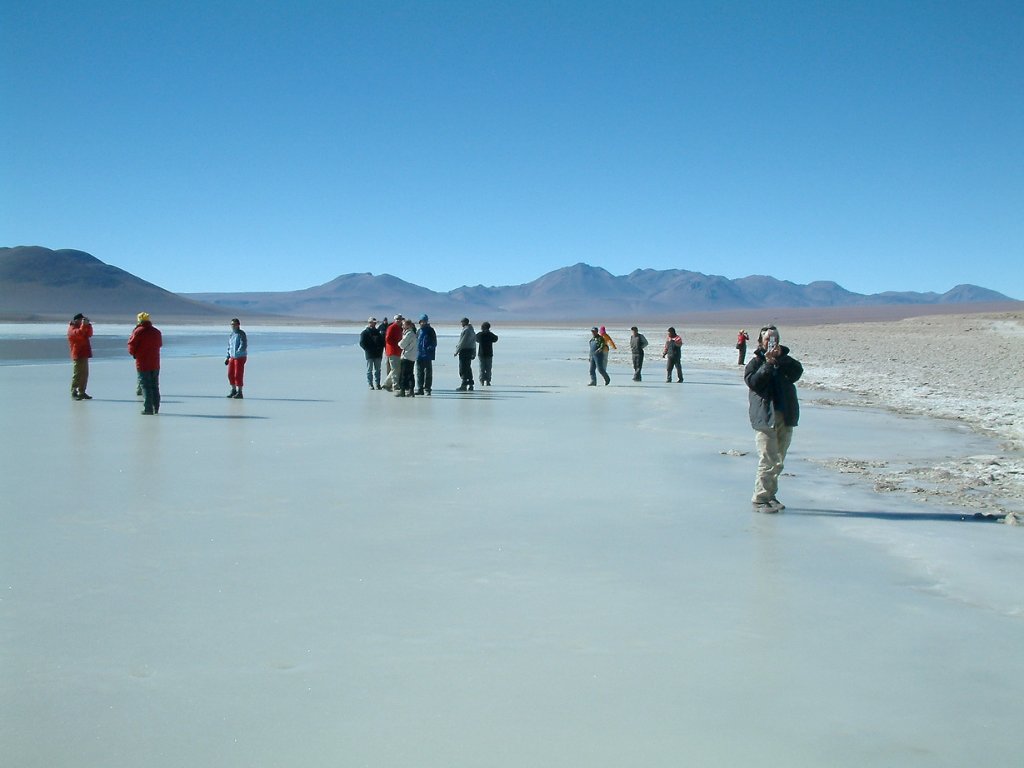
[1,246,1018,322]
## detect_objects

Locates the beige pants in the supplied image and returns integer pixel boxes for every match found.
[753,420,793,504]
[71,358,89,394]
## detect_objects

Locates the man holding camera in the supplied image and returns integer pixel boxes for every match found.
[67,313,94,400]
[745,325,803,513]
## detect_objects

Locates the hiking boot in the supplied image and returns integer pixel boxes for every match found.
[587,382,597,386]
[415,389,424,395]
[752,501,779,514]
[769,498,785,511]
[78,392,92,400]
[233,392,243,399]
[228,389,237,397]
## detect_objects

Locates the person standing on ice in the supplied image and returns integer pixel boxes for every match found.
[628,326,648,381]
[662,327,683,383]
[383,314,404,391]
[360,317,384,390]
[128,312,162,415]
[67,312,93,400]
[225,318,248,398]
[745,324,803,513]
[454,317,476,391]
[736,328,750,365]
[475,321,498,386]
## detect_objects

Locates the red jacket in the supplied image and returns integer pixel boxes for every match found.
[67,322,93,359]
[384,321,403,357]
[128,321,162,371]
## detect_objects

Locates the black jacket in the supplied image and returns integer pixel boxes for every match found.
[359,326,385,359]
[745,346,803,431]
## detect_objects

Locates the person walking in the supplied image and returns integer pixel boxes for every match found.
[360,317,385,389]
[128,312,162,415]
[662,327,683,383]
[745,325,803,513]
[415,314,437,395]
[67,313,93,400]
[454,317,476,391]
[225,318,248,398]
[475,321,498,386]
[588,326,610,386]
[736,328,750,365]
[628,326,648,381]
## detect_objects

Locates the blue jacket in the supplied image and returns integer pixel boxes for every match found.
[417,324,437,361]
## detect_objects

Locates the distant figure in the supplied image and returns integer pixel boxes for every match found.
[600,326,617,363]
[628,326,648,381]
[128,312,162,415]
[396,318,418,397]
[475,322,498,386]
[455,317,476,391]
[745,325,803,513]
[226,318,248,398]
[67,313,94,400]
[736,328,750,365]
[383,314,404,391]
[588,326,610,386]
[415,314,437,395]
[662,327,683,383]
[359,317,384,389]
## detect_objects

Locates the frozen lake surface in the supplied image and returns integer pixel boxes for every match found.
[2,328,1021,767]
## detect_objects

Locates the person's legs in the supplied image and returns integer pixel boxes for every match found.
[753,422,792,505]
[140,370,159,414]
[596,352,609,384]
[71,358,89,397]
[589,357,598,385]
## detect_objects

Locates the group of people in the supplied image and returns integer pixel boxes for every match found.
[67,311,245,415]
[68,312,803,514]
[358,315,499,397]
[590,325,684,385]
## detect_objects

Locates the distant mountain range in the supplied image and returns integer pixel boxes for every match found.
[1,245,1018,322]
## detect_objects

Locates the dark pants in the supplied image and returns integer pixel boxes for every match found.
[478,355,493,384]
[737,344,747,365]
[139,369,160,413]
[631,350,644,380]
[458,350,475,386]
[416,359,433,392]
[666,356,682,382]
[400,359,415,393]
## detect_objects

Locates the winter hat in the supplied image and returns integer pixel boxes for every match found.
[72,313,84,321]
[419,314,429,322]
[137,312,150,323]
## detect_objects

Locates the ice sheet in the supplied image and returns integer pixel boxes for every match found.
[2,329,1022,767]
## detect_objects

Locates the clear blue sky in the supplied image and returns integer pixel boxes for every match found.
[3,1,1022,298]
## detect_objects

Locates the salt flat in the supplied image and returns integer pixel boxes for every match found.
[1,328,1022,767]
